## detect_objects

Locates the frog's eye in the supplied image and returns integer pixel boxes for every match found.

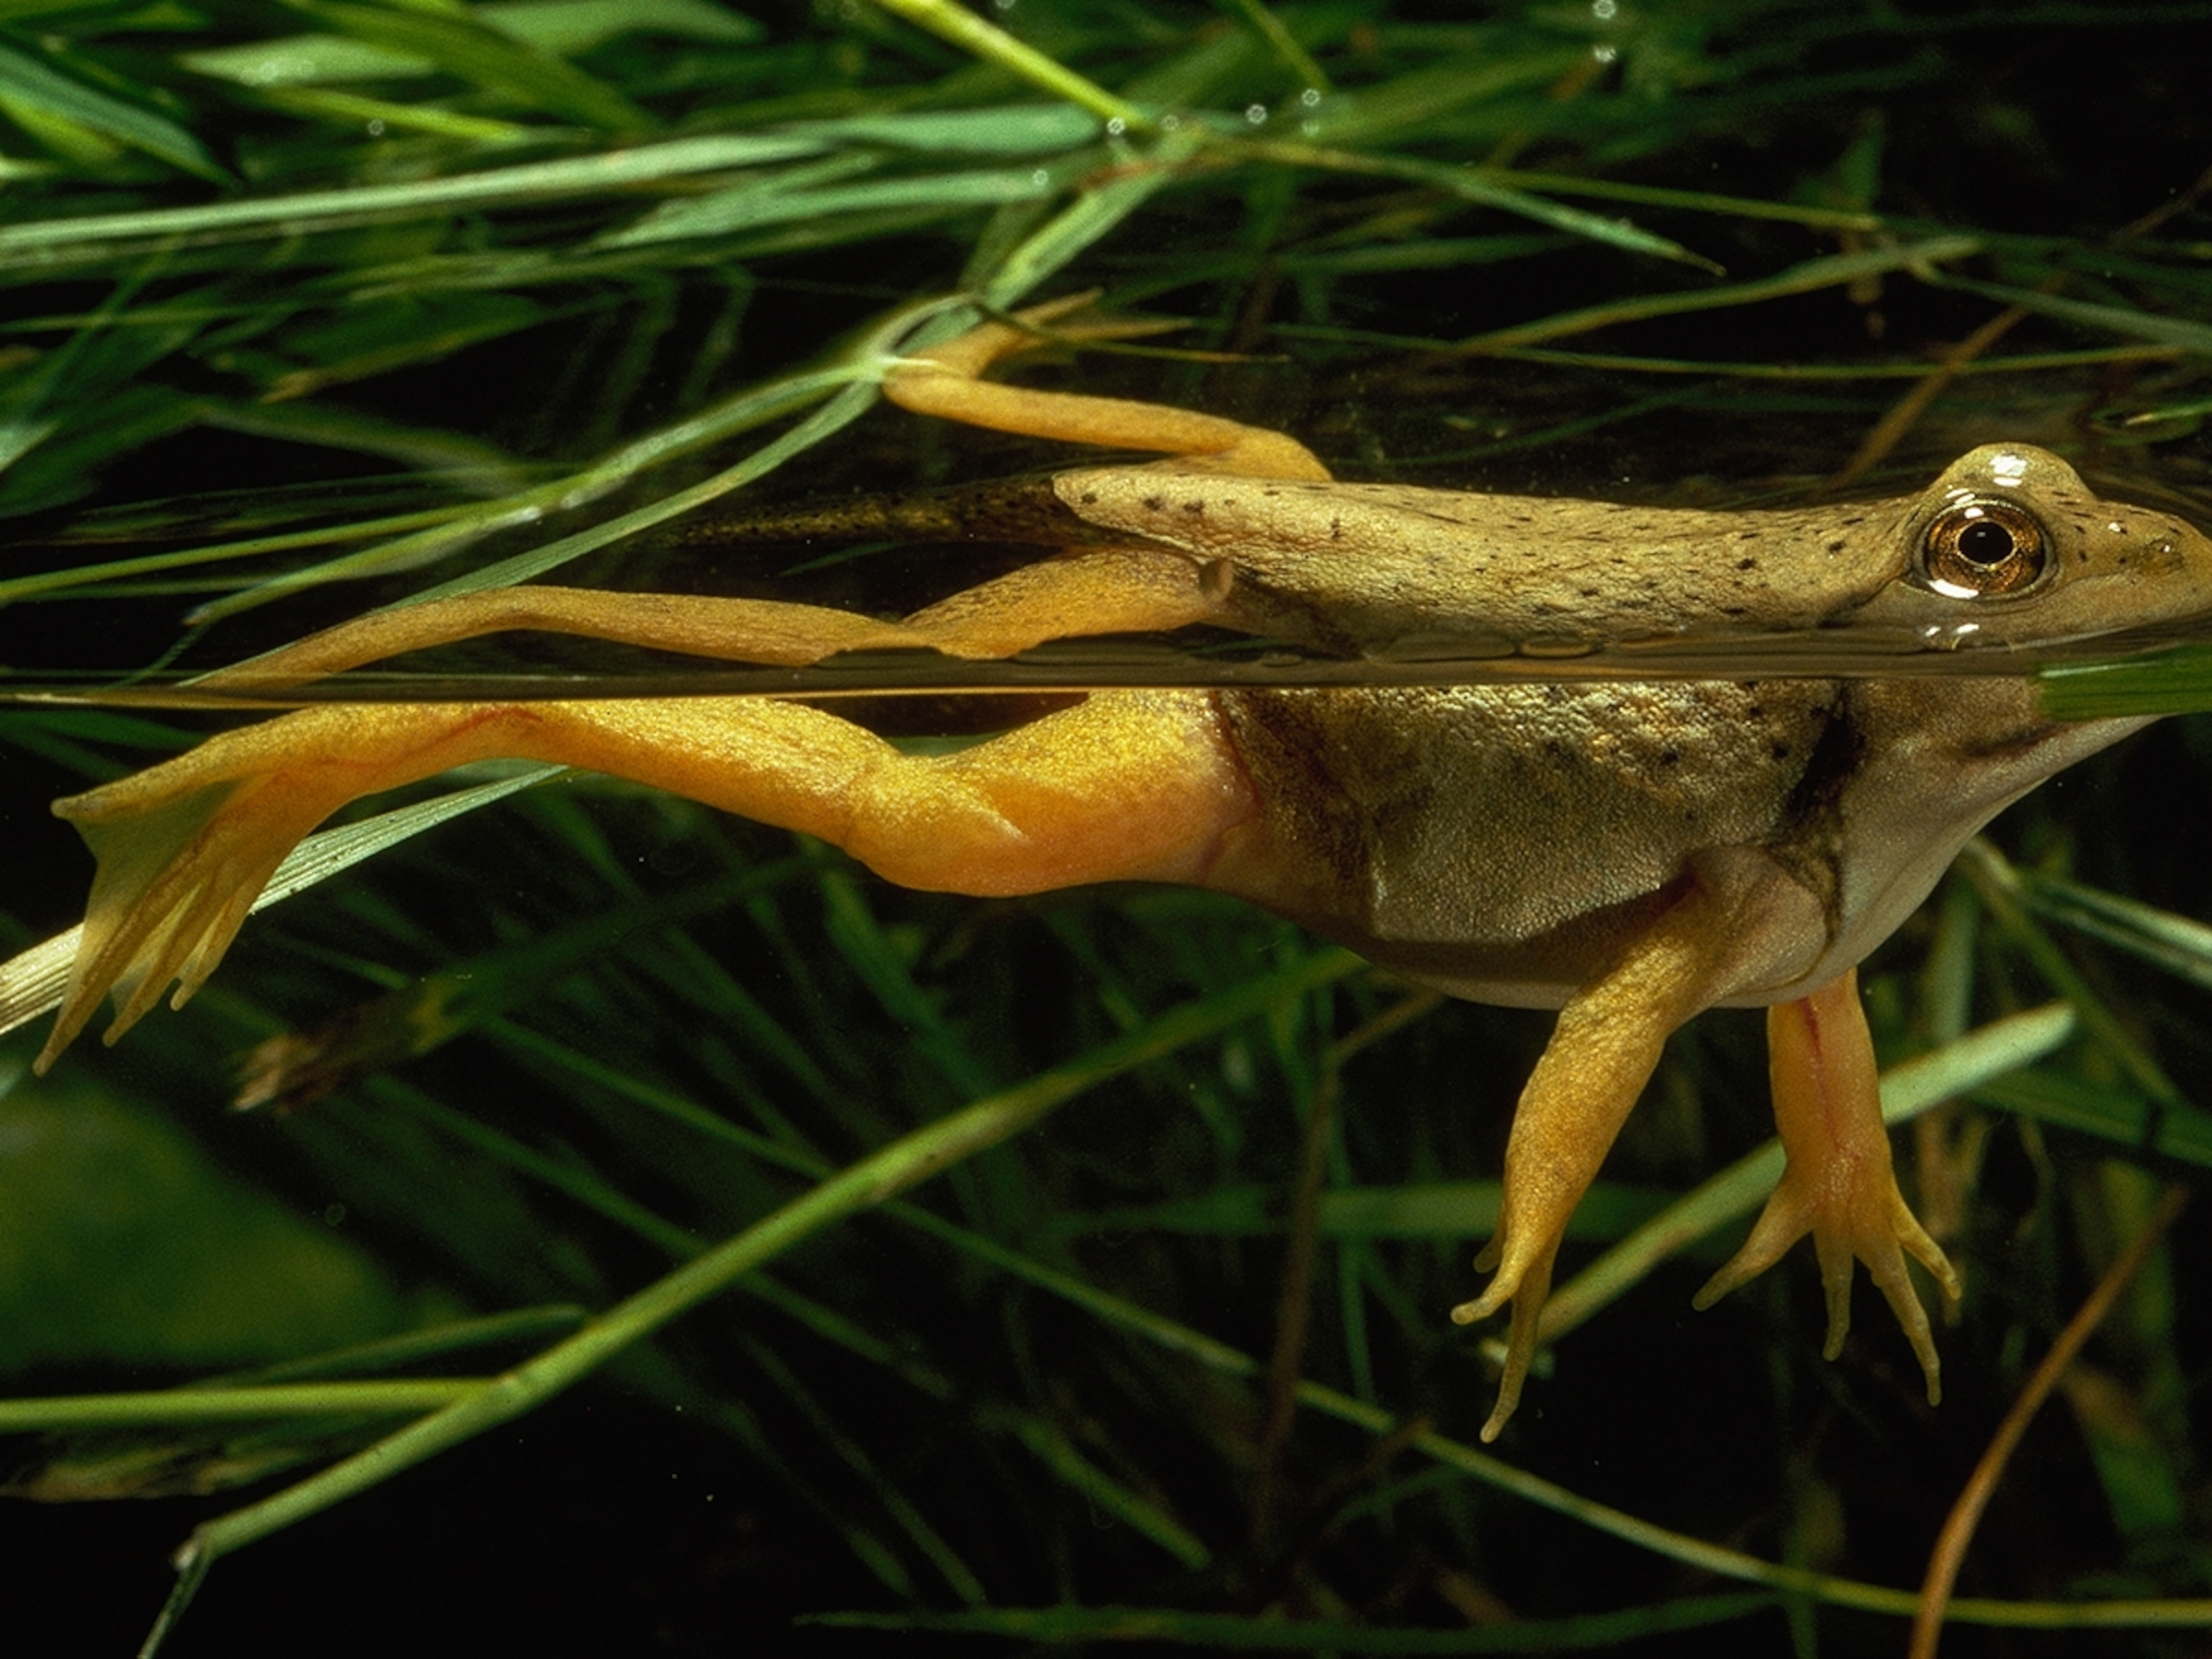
[1915,497,2050,598]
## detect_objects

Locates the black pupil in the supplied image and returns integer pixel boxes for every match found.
[1954,516,2017,566]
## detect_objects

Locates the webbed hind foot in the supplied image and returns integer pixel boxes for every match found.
[1694,969,1961,1402]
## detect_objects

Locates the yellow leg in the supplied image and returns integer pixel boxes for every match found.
[45,297,1330,1064]
[39,691,1254,1070]
[884,297,1334,482]
[1449,883,1738,1442]
[1693,968,1961,1402]
[197,546,1234,695]
[192,300,1328,695]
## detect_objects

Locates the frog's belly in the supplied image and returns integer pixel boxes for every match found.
[1208,680,2134,1013]
[1267,876,1824,1012]
[1212,682,1841,1000]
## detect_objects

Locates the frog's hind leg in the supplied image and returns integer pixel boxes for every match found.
[1692,968,1961,1402]
[1451,883,1742,1442]
[196,543,1233,697]
[885,299,1334,483]
[40,690,1254,1069]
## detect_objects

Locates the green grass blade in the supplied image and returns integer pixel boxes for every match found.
[864,0,1148,129]
[139,948,1362,1633]
[0,37,222,181]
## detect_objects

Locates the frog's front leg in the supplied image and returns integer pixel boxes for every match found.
[1449,880,1748,1442]
[38,691,1255,1069]
[886,297,1334,482]
[1693,968,1961,1401]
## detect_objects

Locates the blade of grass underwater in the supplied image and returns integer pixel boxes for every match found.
[0,134,832,269]
[219,1306,592,1382]
[0,1308,590,1439]
[473,0,760,55]
[1440,235,1986,354]
[382,1079,710,1258]
[1046,1181,1676,1244]
[1282,49,1583,151]
[1933,273,2212,356]
[739,1334,989,1606]
[137,947,1364,1645]
[0,251,197,506]
[175,0,756,84]
[976,124,1201,302]
[0,765,561,1044]
[253,293,570,403]
[819,867,996,1099]
[601,163,1065,250]
[176,32,446,86]
[521,916,848,1111]
[0,39,223,181]
[0,1313,587,1501]
[248,85,534,143]
[880,1195,2212,1634]
[1971,1069,2212,1169]
[1485,343,2185,379]
[181,281,1037,626]
[1214,0,1332,94]
[0,504,484,608]
[2039,647,2212,720]
[1958,840,2186,1110]
[1480,167,1884,232]
[791,104,1102,155]
[192,400,528,493]
[467,1027,1215,1571]
[283,0,651,130]
[1235,139,1722,270]
[987,1408,1213,1569]
[2010,873,2212,994]
[808,1593,1780,1648]
[864,0,1148,130]
[185,364,870,622]
[230,857,822,1113]
[0,1381,476,1433]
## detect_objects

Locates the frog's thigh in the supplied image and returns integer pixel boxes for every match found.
[886,306,1332,482]
[569,689,1258,895]
[1693,969,1961,1402]
[45,691,1252,1061]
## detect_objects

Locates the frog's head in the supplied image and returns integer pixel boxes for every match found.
[1850,444,2212,654]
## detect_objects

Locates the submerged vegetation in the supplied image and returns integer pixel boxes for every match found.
[4,0,2212,1651]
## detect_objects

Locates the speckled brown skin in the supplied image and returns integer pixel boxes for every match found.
[38,299,2212,1439]
[1210,675,2137,1010]
[1053,441,2212,657]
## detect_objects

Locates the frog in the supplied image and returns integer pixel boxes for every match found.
[32,296,2212,1440]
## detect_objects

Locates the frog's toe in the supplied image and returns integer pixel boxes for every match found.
[1699,972,1964,1401]
[1694,1159,1961,1403]
[40,776,307,1070]
[1825,1185,1959,1401]
[1451,1230,1563,1442]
